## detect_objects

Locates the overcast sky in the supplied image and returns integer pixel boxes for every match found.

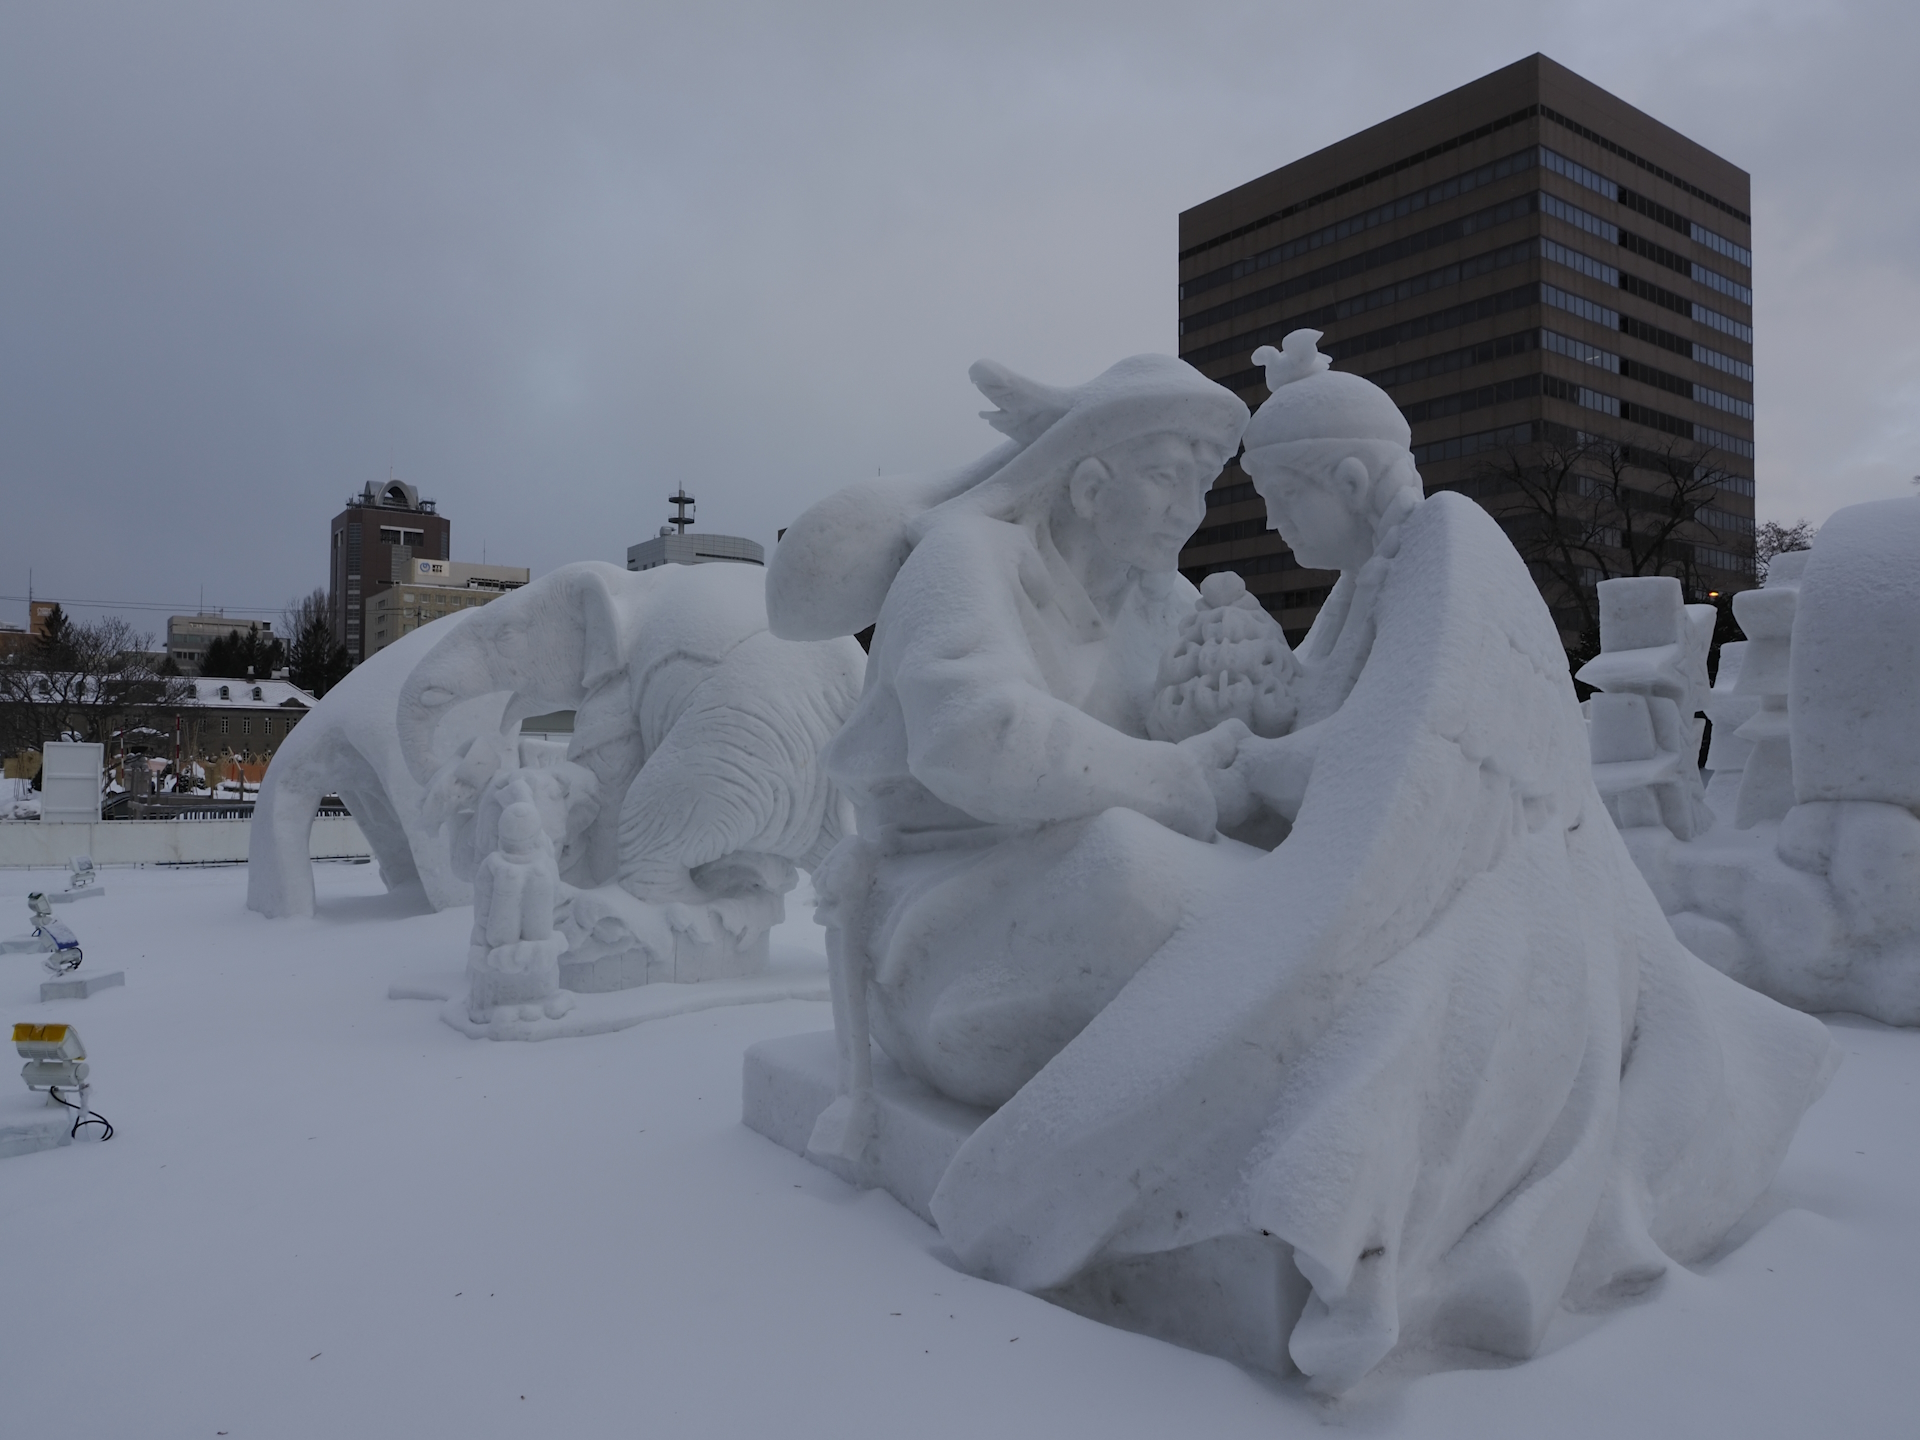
[3,0,1914,640]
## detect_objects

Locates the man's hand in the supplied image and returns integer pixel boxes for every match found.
[1233,728,1317,823]
[1177,719,1253,833]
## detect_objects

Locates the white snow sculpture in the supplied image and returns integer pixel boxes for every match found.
[397,561,866,986]
[249,612,504,917]
[748,332,1835,1393]
[1701,639,1757,817]
[1600,501,1920,1023]
[467,800,573,1027]
[1728,559,1805,828]
[1147,571,1299,744]
[1575,577,1716,847]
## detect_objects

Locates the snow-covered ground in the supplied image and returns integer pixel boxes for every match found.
[0,862,1912,1439]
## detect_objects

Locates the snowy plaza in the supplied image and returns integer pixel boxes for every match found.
[6,7,1920,1437]
[0,860,1913,1439]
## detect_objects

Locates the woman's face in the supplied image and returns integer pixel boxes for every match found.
[1243,449,1376,572]
[1085,433,1214,573]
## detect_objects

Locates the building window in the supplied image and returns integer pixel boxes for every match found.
[242,718,251,736]
[220,718,229,734]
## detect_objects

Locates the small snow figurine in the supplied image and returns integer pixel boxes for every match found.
[467,800,573,1026]
[1147,570,1299,744]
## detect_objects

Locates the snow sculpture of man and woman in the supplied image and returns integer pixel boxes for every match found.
[763,330,1835,1393]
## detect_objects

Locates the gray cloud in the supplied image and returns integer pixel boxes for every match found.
[3,0,1914,639]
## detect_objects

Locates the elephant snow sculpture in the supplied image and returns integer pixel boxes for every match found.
[248,611,506,918]
[396,560,866,987]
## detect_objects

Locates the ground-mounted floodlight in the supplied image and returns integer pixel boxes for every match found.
[27,894,83,974]
[12,1022,111,1141]
[15,1021,87,1087]
[0,894,124,1001]
[51,854,104,904]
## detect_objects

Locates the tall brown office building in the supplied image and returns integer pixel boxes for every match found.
[1178,55,1756,648]
[328,479,450,664]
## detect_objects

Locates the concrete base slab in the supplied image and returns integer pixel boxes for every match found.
[742,1029,1308,1376]
[41,970,125,1001]
[0,1092,75,1160]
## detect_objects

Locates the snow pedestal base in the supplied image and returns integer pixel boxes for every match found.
[559,927,771,992]
[0,1091,75,1159]
[742,1031,1308,1375]
[49,887,104,904]
[442,969,829,1041]
[40,970,124,1002]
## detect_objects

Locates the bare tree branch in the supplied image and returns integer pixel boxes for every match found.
[1459,427,1745,665]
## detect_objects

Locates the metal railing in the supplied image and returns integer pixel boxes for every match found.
[97,794,352,822]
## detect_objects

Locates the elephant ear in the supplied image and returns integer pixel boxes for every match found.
[577,566,634,694]
[397,561,644,785]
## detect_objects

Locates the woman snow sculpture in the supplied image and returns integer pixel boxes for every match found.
[396,560,866,984]
[782,333,1837,1393]
[770,353,1257,1112]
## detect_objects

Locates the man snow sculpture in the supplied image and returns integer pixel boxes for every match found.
[772,353,1258,1111]
[769,333,1835,1393]
[467,799,573,1026]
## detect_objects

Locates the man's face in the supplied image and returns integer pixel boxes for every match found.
[1086,433,1216,573]
[1243,448,1375,572]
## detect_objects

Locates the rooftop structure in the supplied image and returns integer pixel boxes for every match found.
[625,488,764,572]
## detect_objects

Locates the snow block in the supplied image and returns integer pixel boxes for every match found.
[40,970,125,1001]
[1791,497,1920,808]
[742,1031,1309,1376]
[0,1092,74,1160]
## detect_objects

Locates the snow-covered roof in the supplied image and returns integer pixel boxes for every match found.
[181,678,318,709]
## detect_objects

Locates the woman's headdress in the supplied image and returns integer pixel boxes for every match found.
[1243,330,1411,452]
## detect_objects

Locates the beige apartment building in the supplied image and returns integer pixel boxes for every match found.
[363,558,530,657]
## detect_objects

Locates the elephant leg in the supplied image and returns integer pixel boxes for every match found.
[333,778,422,898]
[246,776,323,918]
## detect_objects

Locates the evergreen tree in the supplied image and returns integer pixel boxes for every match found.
[200,626,285,679]
[34,604,74,669]
[283,588,351,697]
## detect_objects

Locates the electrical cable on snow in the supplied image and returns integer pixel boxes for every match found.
[48,1086,114,1141]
